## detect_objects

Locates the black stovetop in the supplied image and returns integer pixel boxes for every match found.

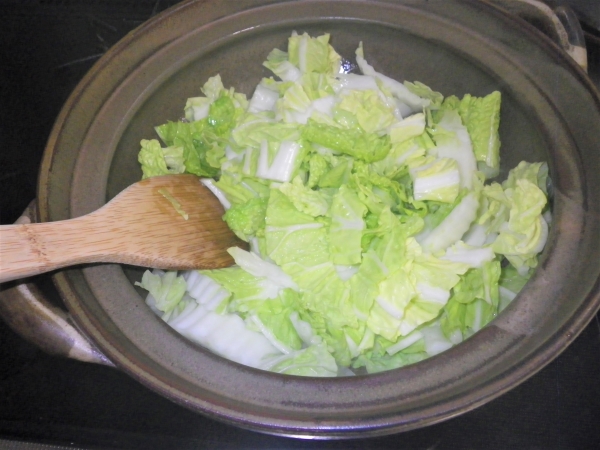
[1,1,599,449]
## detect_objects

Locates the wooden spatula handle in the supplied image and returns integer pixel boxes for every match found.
[0,176,240,283]
[0,217,100,283]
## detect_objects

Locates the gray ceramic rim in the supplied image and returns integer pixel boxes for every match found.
[38,0,600,438]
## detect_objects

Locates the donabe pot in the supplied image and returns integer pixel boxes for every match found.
[36,0,600,438]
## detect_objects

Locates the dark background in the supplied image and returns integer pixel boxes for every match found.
[1,1,600,449]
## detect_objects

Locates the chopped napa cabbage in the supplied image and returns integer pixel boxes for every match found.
[202,266,282,303]
[329,184,367,265]
[404,81,444,108]
[439,91,502,178]
[167,300,281,368]
[231,117,301,150]
[248,81,280,114]
[212,173,270,207]
[138,139,185,179]
[278,176,330,217]
[369,138,427,179]
[302,120,391,162]
[308,153,354,189]
[227,247,298,291]
[256,139,304,182]
[389,113,426,144]
[184,270,230,312]
[264,48,302,82]
[352,334,427,374]
[283,260,356,330]
[503,160,549,194]
[136,31,550,377]
[287,32,342,76]
[260,343,339,376]
[498,264,531,310]
[184,74,248,121]
[419,192,480,253]
[335,89,396,134]
[492,178,548,273]
[135,270,187,320]
[264,189,330,267]
[223,196,268,241]
[410,157,461,203]
[442,241,495,268]
[241,294,304,353]
[428,109,478,189]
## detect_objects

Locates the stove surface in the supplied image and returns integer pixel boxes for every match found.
[1,1,599,449]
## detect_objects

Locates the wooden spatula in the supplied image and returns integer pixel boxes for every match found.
[0,175,244,283]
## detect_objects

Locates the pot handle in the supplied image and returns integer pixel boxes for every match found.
[0,201,114,367]
[487,0,588,72]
